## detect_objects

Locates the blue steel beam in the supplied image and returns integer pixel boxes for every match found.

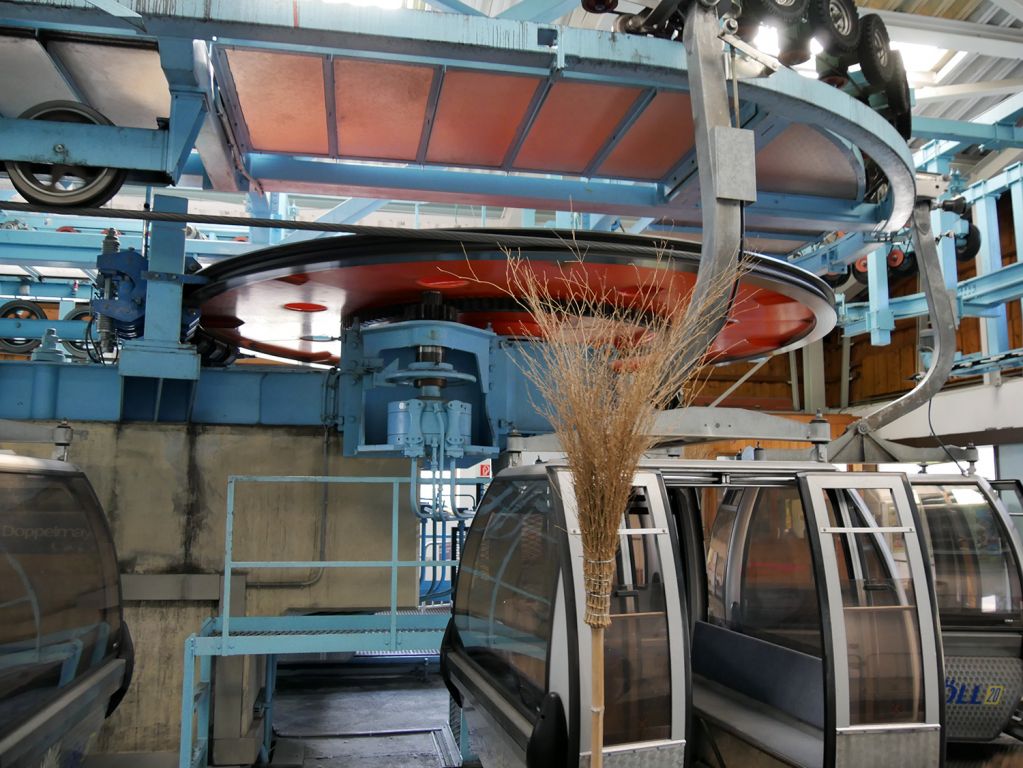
[961,161,1023,203]
[0,280,89,300]
[910,116,1023,150]
[0,3,689,76]
[0,118,170,172]
[496,0,579,23]
[251,155,888,231]
[0,318,86,339]
[914,92,1023,168]
[974,193,1011,356]
[277,198,389,246]
[841,260,1023,336]
[0,229,252,268]
[424,0,486,16]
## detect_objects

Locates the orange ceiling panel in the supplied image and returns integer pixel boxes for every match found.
[597,91,695,180]
[335,59,434,161]
[757,124,859,199]
[425,70,542,167]
[513,81,643,174]
[226,48,328,155]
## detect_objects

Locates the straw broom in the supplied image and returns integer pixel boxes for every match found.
[454,239,743,767]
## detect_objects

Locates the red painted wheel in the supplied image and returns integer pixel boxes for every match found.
[189,229,837,366]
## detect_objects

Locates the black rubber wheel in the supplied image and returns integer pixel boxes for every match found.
[106,621,135,717]
[852,256,870,284]
[888,248,917,277]
[955,223,982,263]
[4,101,127,208]
[744,0,809,24]
[886,51,911,114]
[779,23,813,66]
[893,105,913,141]
[809,0,859,56]
[822,270,848,288]
[0,299,46,354]
[60,305,93,360]
[858,14,895,87]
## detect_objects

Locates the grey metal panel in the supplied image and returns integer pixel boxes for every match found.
[578,740,685,768]
[461,691,527,768]
[693,681,823,768]
[834,727,941,768]
[640,471,687,740]
[47,41,169,129]
[0,36,77,117]
[120,573,223,601]
[0,450,82,474]
[945,654,1023,742]
[549,575,571,715]
[943,631,1023,657]
[0,659,125,767]
[82,752,177,768]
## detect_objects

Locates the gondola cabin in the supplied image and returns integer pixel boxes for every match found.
[442,460,945,768]
[0,454,132,768]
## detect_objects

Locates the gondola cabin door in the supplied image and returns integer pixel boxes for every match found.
[553,468,689,766]
[797,473,944,768]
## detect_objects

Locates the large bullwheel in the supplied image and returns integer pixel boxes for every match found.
[4,101,127,208]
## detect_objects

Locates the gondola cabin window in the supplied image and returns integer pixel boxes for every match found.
[914,484,1023,628]
[453,480,559,720]
[706,486,824,657]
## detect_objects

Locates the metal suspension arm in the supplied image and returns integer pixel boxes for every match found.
[677,0,753,376]
[825,199,960,463]
[858,200,958,433]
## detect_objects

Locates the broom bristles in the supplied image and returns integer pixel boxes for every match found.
[452,239,745,628]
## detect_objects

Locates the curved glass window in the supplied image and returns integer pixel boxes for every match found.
[706,486,823,656]
[453,479,559,718]
[604,492,671,745]
[0,472,121,734]
[914,483,1023,628]
[827,488,926,725]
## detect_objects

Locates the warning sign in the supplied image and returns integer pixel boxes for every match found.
[479,463,491,478]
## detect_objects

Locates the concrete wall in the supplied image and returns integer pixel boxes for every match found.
[3,423,416,757]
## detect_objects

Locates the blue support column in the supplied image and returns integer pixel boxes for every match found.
[866,248,893,346]
[932,208,959,292]
[247,192,271,245]
[1012,181,1023,338]
[119,194,200,380]
[974,195,1011,357]
[159,38,209,180]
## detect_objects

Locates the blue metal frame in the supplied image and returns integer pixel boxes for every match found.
[0,1,915,235]
[177,473,486,768]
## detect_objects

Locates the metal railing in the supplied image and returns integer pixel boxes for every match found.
[179,473,486,768]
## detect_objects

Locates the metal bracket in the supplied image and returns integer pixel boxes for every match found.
[916,173,951,201]
[142,270,208,285]
[719,32,781,75]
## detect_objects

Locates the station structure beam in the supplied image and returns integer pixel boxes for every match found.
[873,9,1023,59]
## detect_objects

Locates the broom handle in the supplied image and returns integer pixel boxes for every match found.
[591,626,604,768]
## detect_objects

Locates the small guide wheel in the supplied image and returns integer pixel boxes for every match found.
[0,299,46,354]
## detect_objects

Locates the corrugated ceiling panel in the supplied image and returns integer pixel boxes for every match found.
[227,48,329,155]
[756,124,860,199]
[49,41,169,129]
[425,70,541,167]
[513,81,643,174]
[0,36,77,117]
[596,91,695,180]
[335,59,433,161]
